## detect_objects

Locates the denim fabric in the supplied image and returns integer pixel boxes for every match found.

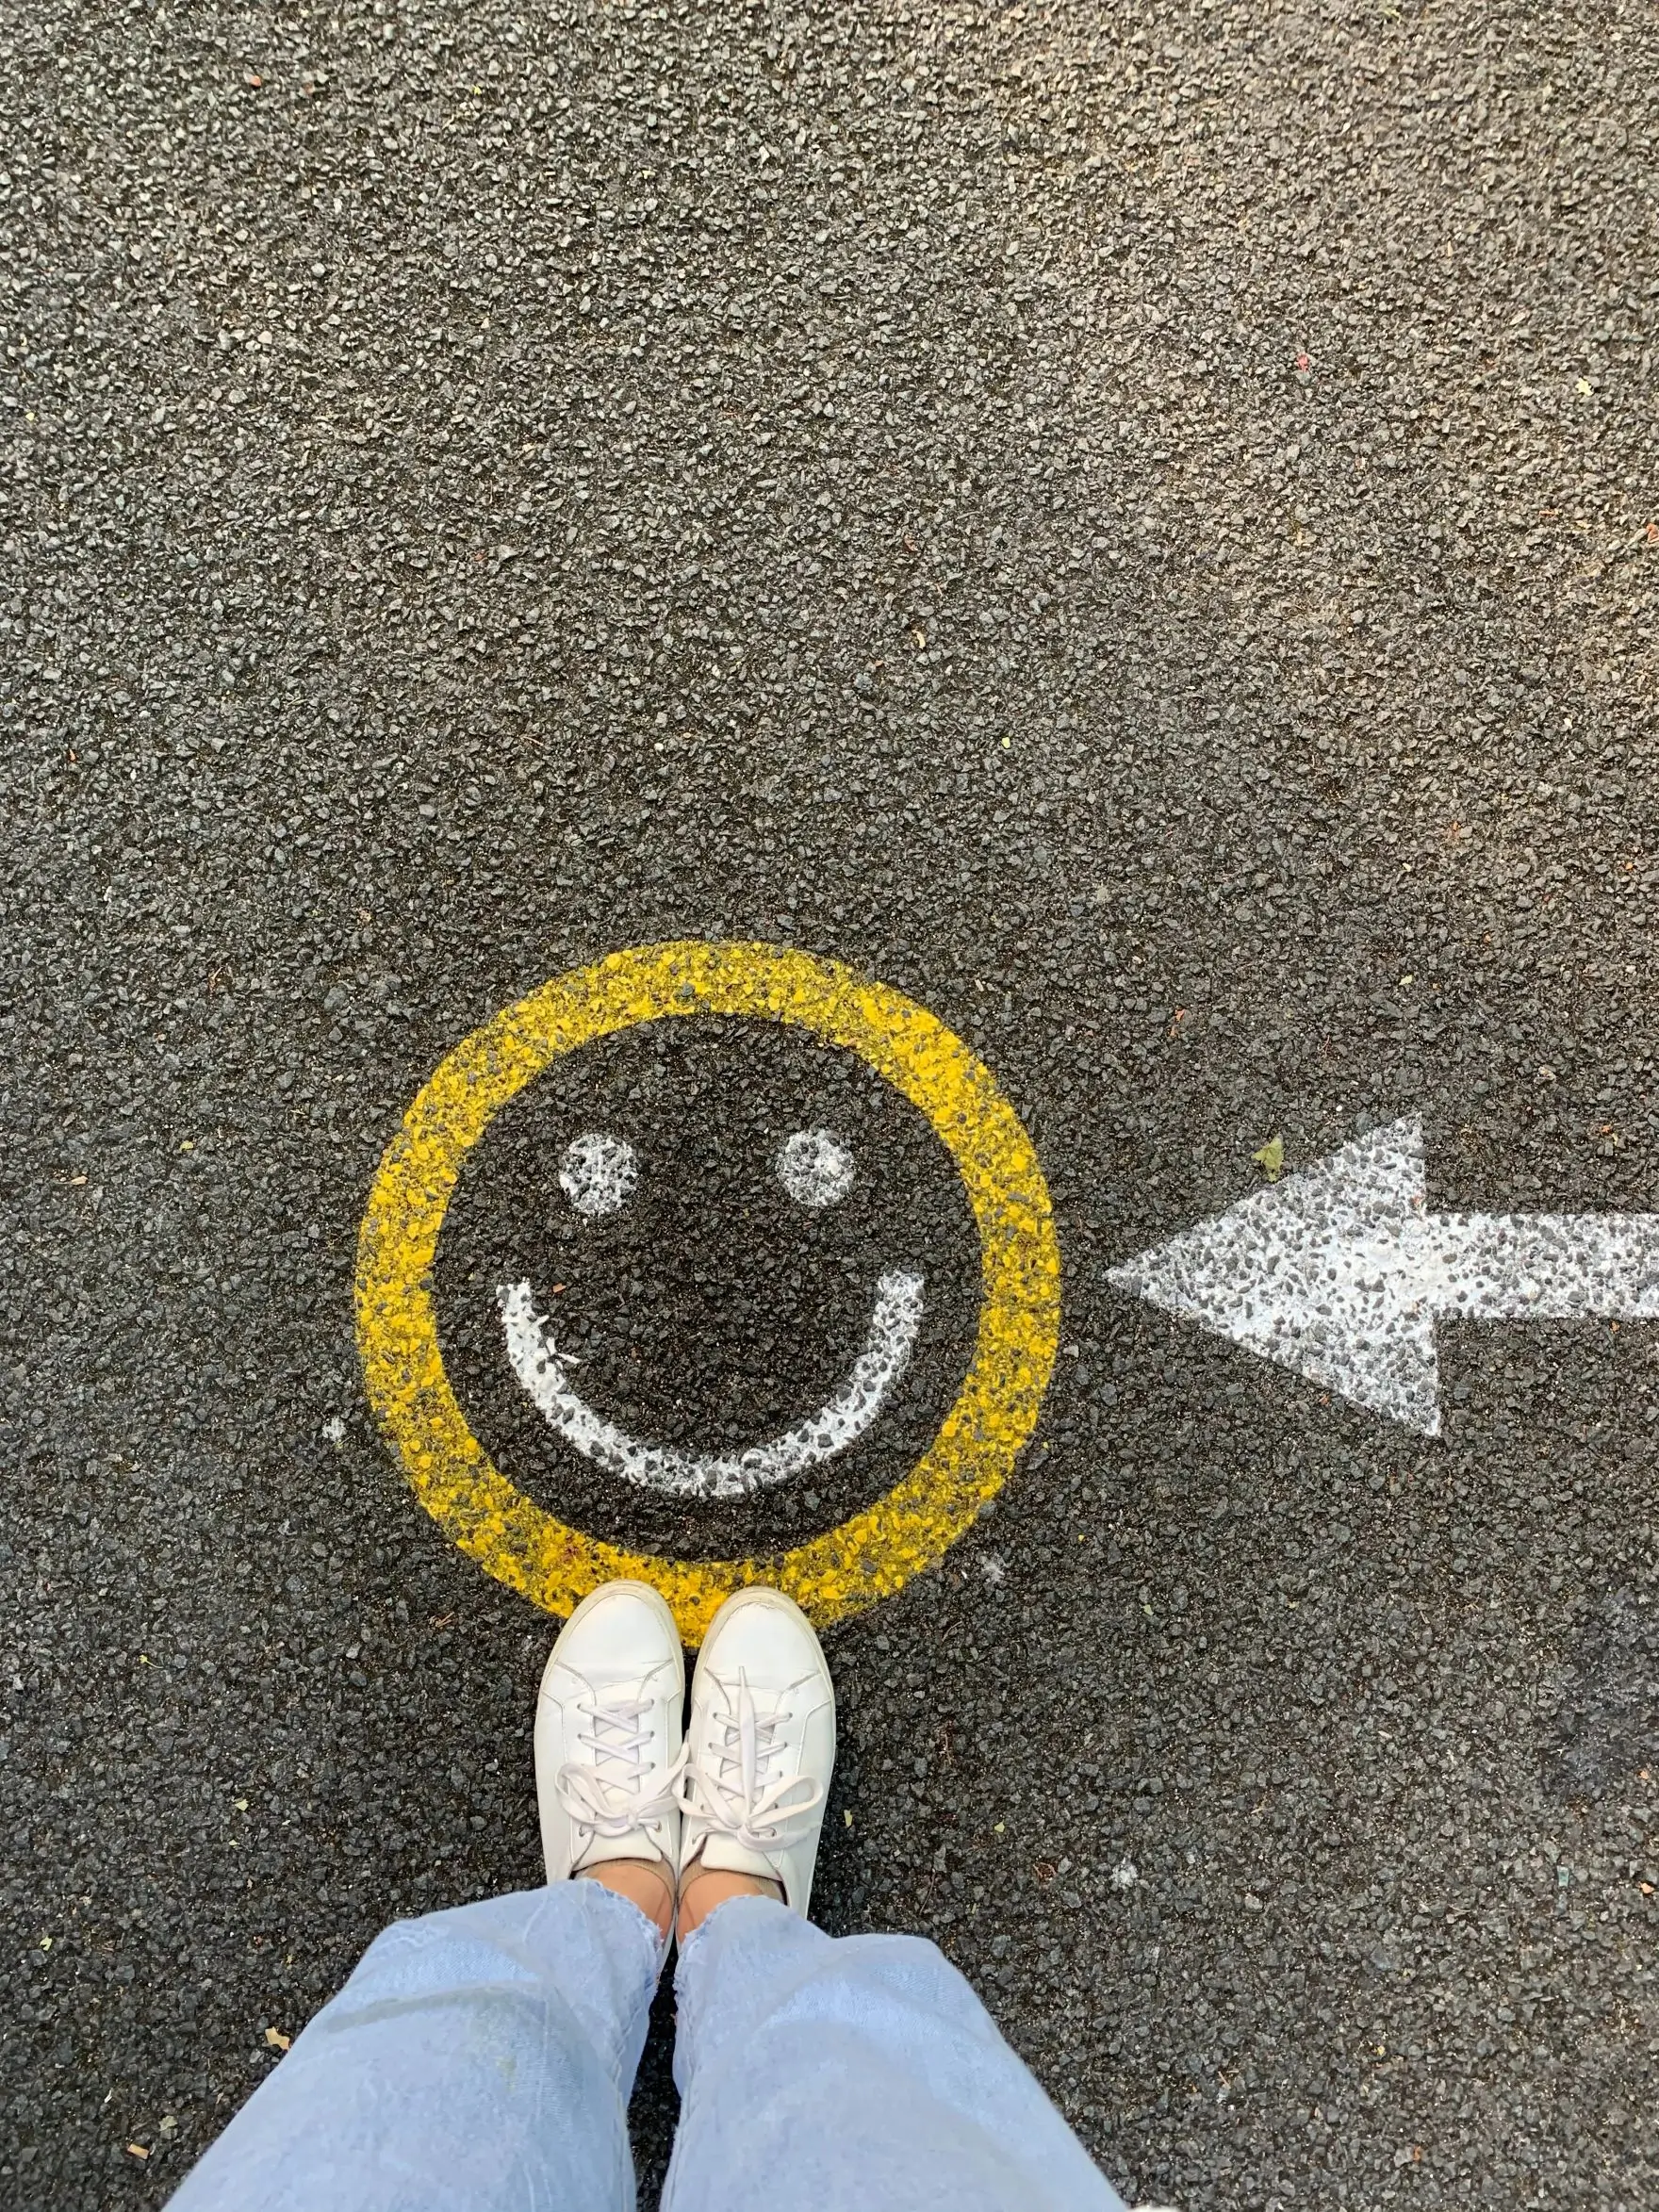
[169,1885,1125,2212]
[168,1881,662,2212]
[665,1896,1125,2212]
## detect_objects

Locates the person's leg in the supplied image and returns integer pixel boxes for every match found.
[169,1580,689,2212]
[665,1896,1126,2212]
[662,1586,1127,2212]
[169,1879,661,2212]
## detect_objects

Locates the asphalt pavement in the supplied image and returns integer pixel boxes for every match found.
[4,0,1658,2204]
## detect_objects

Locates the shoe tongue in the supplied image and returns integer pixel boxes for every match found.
[585,1667,653,1709]
[697,1828,785,1892]
[575,1827,670,1875]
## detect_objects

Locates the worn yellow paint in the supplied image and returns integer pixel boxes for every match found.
[354,942,1060,1644]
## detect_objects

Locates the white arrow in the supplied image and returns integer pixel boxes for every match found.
[1106,1118,1659,1434]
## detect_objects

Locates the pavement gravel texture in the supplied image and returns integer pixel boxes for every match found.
[4,0,1658,2205]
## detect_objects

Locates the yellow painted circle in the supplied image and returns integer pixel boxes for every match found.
[354,942,1060,1644]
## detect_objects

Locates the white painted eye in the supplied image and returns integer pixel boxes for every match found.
[776,1127,854,1209]
[559,1131,638,1217]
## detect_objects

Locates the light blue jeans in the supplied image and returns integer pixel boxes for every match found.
[169,1885,1127,2212]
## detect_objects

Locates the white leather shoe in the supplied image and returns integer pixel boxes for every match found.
[534,1580,685,1886]
[678,1587,835,1916]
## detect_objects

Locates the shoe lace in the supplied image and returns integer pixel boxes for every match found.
[679,1671,824,1852]
[556,1692,685,1839]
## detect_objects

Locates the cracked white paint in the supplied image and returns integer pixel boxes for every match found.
[558,1131,638,1217]
[1108,1118,1659,1434]
[498,1268,926,1498]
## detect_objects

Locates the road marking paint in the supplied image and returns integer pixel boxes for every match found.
[558,1129,638,1216]
[1109,1115,1659,1434]
[775,1125,856,1208]
[355,941,1059,1643]
[499,1267,925,1499]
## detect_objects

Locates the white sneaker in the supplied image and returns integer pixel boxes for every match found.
[677,1587,836,1917]
[534,1580,685,1887]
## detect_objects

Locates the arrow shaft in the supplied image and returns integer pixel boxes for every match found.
[1421,1213,1659,1321]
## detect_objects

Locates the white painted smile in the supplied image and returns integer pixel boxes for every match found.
[497,1268,926,1501]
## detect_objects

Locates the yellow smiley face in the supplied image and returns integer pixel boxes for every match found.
[354,941,1060,1644]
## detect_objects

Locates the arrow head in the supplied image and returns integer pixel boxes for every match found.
[1108,1118,1442,1434]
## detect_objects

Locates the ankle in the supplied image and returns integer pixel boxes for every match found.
[675,1865,783,1942]
[580,1858,676,1941]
